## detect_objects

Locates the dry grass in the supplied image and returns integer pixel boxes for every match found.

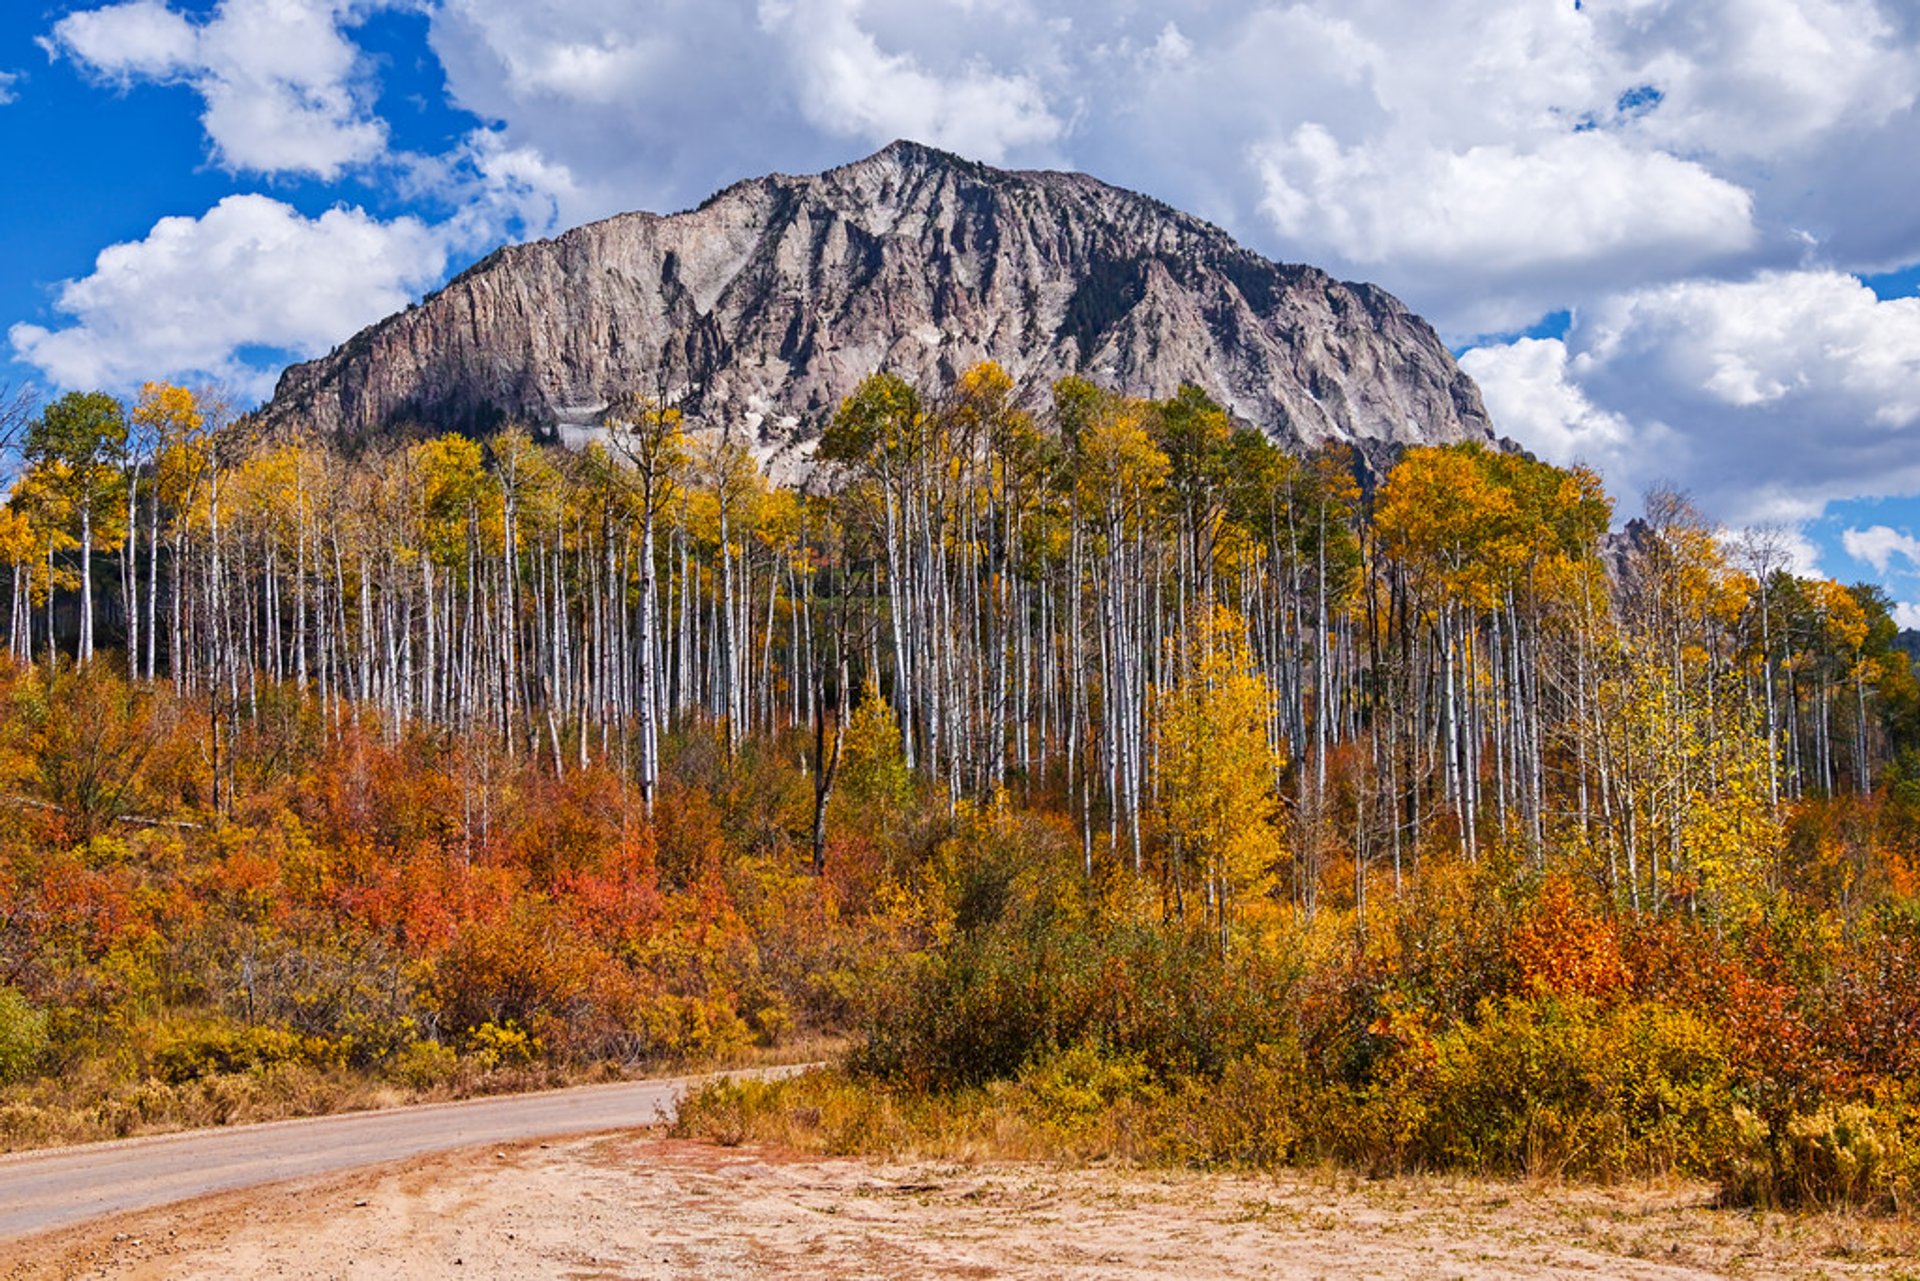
[671,1065,1920,1271]
[0,1036,847,1155]
[9,1133,1920,1279]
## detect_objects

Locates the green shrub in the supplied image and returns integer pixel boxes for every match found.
[1715,1098,1920,1211]
[463,1020,540,1071]
[630,996,751,1061]
[1779,1104,1914,1209]
[0,987,49,1084]
[390,1039,460,1091]
[1349,995,1742,1178]
[673,1070,915,1155]
[1016,1041,1160,1132]
[149,1019,335,1084]
[856,919,1299,1089]
[1149,1044,1314,1168]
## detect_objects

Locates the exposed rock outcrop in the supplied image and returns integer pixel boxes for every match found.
[262,141,1494,466]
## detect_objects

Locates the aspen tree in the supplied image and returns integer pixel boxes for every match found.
[25,392,128,665]
[1152,603,1284,953]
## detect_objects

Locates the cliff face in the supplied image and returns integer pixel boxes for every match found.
[262,141,1494,462]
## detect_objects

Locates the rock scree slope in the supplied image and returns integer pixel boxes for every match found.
[261,140,1494,465]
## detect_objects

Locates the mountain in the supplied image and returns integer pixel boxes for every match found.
[1896,628,1920,669]
[260,141,1495,466]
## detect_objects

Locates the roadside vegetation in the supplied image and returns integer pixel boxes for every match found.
[2,370,1919,1213]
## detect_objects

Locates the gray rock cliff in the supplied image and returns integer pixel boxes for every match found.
[261,141,1494,463]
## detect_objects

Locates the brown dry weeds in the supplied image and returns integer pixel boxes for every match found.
[7,1132,1920,1280]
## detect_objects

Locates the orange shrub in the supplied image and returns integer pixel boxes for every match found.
[1509,876,1630,1001]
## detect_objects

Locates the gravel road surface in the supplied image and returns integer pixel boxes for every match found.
[0,1072,737,1242]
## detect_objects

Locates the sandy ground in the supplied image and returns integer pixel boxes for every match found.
[6,1132,1919,1280]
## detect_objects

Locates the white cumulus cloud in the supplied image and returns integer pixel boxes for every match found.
[47,0,390,179]
[1460,337,1649,483]
[424,0,1071,225]
[1256,130,1757,333]
[393,1,1920,338]
[1463,270,1920,523]
[46,0,198,78]
[33,0,1920,330]
[1600,0,1919,157]
[761,0,1063,162]
[9,195,446,399]
[427,0,780,220]
[1844,525,1920,575]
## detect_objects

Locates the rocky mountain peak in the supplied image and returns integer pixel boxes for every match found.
[259,142,1495,470]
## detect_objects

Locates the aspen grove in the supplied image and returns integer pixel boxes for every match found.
[2,367,1919,1206]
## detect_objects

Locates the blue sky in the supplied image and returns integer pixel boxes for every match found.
[3,0,1920,623]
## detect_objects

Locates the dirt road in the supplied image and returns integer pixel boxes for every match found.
[0,1072,732,1242]
[8,1133,1920,1279]
[5,1068,1918,1278]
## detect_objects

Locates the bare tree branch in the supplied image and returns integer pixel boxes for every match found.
[0,380,39,485]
